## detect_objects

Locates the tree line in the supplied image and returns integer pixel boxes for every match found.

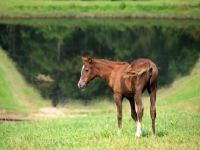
[0,19,199,105]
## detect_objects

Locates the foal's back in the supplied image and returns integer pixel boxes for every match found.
[111,58,156,97]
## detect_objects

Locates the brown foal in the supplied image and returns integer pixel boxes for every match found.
[78,56,158,137]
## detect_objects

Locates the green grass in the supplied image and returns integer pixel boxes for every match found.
[0,48,200,149]
[0,48,50,115]
[0,0,200,19]
[0,97,199,149]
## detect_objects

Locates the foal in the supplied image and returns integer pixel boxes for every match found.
[78,56,158,137]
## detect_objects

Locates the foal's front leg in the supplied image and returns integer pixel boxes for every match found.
[114,94,123,134]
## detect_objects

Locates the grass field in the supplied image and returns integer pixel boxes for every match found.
[0,48,200,149]
[0,0,200,19]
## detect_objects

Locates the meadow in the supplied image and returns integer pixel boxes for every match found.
[0,49,200,149]
[0,1,200,149]
[0,0,200,19]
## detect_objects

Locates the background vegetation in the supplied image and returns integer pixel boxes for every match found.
[1,19,200,104]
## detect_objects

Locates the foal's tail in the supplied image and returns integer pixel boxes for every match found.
[124,61,151,78]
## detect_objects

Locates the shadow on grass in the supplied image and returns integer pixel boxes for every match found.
[0,118,31,122]
[142,130,168,138]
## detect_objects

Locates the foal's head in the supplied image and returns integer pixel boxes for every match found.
[78,56,96,89]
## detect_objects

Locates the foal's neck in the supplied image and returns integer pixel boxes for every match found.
[94,59,127,82]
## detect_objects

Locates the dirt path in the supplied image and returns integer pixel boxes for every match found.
[0,107,87,121]
[34,107,66,118]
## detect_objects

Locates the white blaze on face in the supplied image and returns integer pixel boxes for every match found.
[78,65,85,88]
[81,65,85,76]
[136,122,142,137]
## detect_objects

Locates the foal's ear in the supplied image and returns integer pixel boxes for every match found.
[81,56,87,63]
[87,55,93,64]
[81,55,93,64]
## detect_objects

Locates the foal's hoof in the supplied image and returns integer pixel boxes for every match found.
[135,135,140,138]
[135,131,142,138]
[152,133,156,138]
[135,135,141,138]
[118,129,122,135]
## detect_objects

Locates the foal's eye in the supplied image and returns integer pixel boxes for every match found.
[85,69,89,72]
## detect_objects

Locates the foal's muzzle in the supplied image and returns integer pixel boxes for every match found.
[78,80,86,89]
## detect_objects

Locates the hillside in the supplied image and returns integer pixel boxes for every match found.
[157,57,200,105]
[0,48,50,118]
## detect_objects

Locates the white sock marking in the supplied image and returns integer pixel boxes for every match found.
[118,129,121,134]
[136,122,142,137]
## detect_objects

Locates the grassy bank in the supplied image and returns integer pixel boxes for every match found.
[0,49,200,149]
[0,48,49,116]
[0,0,200,19]
[1,18,200,30]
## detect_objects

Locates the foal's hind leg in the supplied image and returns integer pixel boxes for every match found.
[148,87,157,137]
[134,92,144,137]
[127,97,137,122]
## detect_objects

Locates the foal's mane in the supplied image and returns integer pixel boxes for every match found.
[94,59,128,66]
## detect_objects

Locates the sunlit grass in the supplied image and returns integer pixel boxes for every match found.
[0,0,199,18]
[0,96,199,149]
